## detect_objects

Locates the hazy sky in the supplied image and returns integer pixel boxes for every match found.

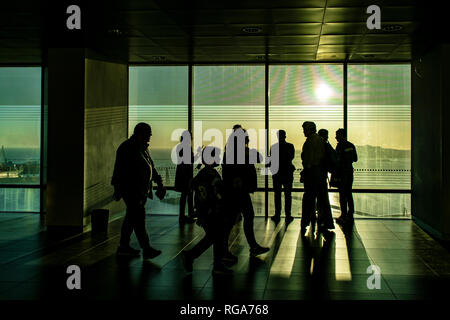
[129,64,411,152]
[0,64,410,151]
[0,68,41,148]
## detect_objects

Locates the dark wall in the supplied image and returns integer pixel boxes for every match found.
[83,58,127,225]
[412,43,450,240]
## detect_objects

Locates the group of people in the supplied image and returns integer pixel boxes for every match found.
[111,121,357,275]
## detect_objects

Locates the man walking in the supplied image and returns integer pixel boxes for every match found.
[111,122,166,260]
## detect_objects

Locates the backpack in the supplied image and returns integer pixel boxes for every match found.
[323,142,338,174]
[192,168,223,223]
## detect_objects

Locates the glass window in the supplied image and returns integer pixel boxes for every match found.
[129,66,188,187]
[269,65,344,187]
[0,188,40,212]
[0,67,41,213]
[348,64,411,190]
[129,66,189,215]
[193,65,266,188]
[0,67,41,186]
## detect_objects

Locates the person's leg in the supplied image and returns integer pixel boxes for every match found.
[318,181,334,229]
[241,193,258,248]
[284,175,293,218]
[345,172,355,219]
[187,223,214,260]
[119,206,134,248]
[222,201,239,259]
[273,176,282,218]
[179,190,195,224]
[179,191,187,217]
[301,172,313,232]
[128,198,152,251]
[187,189,195,217]
[183,222,214,272]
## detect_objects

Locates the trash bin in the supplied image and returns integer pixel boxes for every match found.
[91,209,109,234]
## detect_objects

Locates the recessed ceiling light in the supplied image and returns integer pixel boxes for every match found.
[381,24,403,32]
[242,26,262,34]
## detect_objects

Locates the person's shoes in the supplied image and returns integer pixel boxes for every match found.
[285,216,294,224]
[179,216,196,224]
[271,215,281,223]
[222,252,238,265]
[116,245,141,257]
[142,247,162,260]
[181,251,193,272]
[250,245,270,257]
[212,263,233,275]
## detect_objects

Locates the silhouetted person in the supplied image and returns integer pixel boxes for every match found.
[111,122,165,260]
[300,121,326,236]
[182,146,232,275]
[335,128,358,225]
[175,130,197,225]
[317,129,335,232]
[222,125,269,260]
[269,130,295,224]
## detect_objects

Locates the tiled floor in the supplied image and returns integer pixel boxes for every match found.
[0,212,449,300]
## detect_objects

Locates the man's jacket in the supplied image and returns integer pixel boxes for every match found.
[111,135,162,199]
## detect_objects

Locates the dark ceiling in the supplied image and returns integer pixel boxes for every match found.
[0,0,433,64]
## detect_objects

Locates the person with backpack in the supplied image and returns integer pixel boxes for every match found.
[222,125,270,260]
[181,146,232,275]
[335,128,358,225]
[317,129,336,232]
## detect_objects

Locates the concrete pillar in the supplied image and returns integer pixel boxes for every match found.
[46,48,127,232]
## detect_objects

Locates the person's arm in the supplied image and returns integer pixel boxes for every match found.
[111,144,127,200]
[147,152,163,187]
[353,145,358,163]
[288,143,295,162]
[302,139,312,169]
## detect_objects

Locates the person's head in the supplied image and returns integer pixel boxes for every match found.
[233,124,242,131]
[336,128,346,143]
[277,130,287,143]
[233,126,249,146]
[133,122,152,149]
[302,121,316,137]
[318,129,328,142]
[202,146,221,167]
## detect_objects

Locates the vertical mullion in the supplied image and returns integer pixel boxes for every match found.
[344,62,348,135]
[40,64,47,214]
[188,64,193,134]
[265,63,269,219]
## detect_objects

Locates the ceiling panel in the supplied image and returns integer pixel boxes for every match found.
[0,0,424,63]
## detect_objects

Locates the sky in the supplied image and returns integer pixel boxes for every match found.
[0,64,411,151]
[0,68,41,149]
